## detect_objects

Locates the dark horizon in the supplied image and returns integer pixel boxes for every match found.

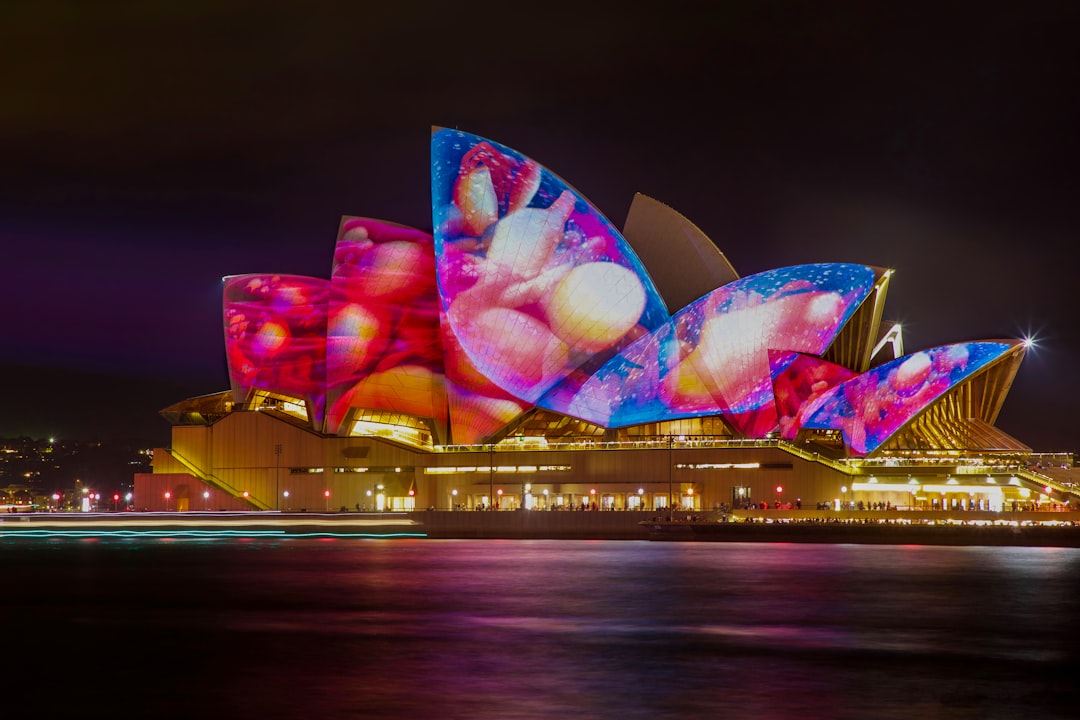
[3,3,1078,451]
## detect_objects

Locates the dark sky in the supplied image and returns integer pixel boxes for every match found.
[2,1,1077,450]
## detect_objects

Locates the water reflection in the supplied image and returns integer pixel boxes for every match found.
[5,540,1077,719]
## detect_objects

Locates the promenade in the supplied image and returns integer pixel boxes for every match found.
[640,515,1080,546]
[419,508,1080,545]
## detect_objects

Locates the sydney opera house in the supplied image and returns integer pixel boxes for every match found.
[136,129,1077,514]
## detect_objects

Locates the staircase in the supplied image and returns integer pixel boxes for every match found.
[161,448,270,510]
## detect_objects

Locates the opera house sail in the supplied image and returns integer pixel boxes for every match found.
[219,128,1026,456]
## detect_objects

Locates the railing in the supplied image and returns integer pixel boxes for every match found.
[828,459,1079,499]
[434,437,784,453]
[163,448,270,510]
[428,439,1080,499]
[777,441,856,474]
[1010,466,1080,499]
[819,453,1080,500]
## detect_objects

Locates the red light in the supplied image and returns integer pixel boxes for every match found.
[164,492,171,499]
[324,490,330,497]
[408,489,415,496]
[776,485,784,494]
[113,494,120,501]
[590,488,596,495]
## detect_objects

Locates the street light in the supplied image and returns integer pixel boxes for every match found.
[451,488,458,510]
[283,490,290,511]
[840,486,848,510]
[496,488,503,510]
[324,489,331,512]
[203,490,210,511]
[165,491,172,511]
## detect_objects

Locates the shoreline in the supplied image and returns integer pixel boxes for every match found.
[639,518,1080,547]
[2,509,1079,546]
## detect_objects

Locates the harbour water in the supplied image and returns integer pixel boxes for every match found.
[6,538,1078,719]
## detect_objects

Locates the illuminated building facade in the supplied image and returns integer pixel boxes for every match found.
[137,130,1078,514]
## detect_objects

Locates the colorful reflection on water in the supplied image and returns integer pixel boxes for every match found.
[5,540,1077,719]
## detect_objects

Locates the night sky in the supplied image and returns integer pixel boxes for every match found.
[2,2,1077,451]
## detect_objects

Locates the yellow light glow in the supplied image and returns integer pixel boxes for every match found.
[852,482,919,492]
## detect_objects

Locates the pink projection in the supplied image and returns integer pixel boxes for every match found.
[223,274,329,426]
[431,128,668,444]
[325,218,446,434]
[218,130,1024,457]
[561,264,876,433]
[797,342,1014,455]
[769,351,856,440]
